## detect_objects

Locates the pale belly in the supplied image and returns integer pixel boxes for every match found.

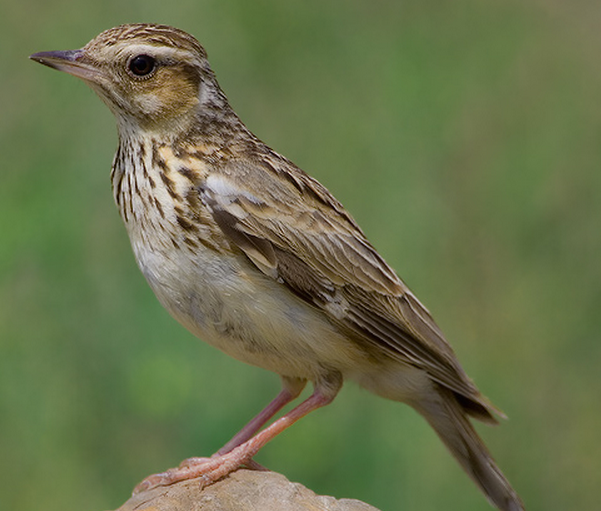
[128,233,367,382]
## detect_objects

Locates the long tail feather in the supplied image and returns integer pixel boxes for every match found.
[413,388,524,511]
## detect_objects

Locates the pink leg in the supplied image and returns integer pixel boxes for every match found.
[133,379,340,495]
[177,376,306,470]
[216,376,306,456]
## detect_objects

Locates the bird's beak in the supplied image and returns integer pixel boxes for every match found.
[29,49,102,82]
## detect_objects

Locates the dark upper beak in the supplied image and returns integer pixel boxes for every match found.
[29,49,102,81]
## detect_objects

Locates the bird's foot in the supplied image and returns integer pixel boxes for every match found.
[132,451,265,495]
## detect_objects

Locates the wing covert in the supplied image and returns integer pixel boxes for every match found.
[198,159,485,403]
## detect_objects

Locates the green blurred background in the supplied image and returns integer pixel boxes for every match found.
[2,1,600,510]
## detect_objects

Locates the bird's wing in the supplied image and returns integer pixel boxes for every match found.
[200,157,482,403]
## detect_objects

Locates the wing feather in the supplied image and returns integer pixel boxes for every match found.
[200,158,488,407]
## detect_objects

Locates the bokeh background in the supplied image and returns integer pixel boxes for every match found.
[2,1,600,510]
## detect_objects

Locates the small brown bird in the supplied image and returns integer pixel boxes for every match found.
[31,24,523,510]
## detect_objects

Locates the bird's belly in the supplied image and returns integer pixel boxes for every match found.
[130,236,364,380]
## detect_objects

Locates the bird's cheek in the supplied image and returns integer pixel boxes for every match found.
[135,92,166,117]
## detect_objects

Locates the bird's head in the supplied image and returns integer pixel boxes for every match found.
[30,24,229,135]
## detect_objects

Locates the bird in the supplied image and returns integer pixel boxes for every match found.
[30,23,524,510]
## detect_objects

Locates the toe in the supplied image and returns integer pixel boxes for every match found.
[133,471,170,495]
[179,456,211,468]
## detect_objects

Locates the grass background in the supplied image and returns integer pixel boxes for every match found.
[2,1,600,510]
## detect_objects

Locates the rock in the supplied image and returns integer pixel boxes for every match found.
[113,469,380,511]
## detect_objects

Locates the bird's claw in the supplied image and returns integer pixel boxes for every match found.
[132,451,261,495]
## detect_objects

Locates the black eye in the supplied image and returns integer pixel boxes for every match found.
[128,55,156,76]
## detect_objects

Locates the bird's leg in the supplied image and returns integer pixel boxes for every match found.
[215,376,307,456]
[176,377,306,472]
[133,376,341,495]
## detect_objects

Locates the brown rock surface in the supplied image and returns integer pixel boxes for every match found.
[113,469,380,511]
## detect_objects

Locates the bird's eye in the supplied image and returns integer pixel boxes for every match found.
[128,55,156,77]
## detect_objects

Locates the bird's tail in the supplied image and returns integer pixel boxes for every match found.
[413,387,524,511]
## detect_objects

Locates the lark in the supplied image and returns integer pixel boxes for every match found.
[31,24,523,510]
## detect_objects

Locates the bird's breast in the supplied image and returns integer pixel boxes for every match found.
[111,140,368,381]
